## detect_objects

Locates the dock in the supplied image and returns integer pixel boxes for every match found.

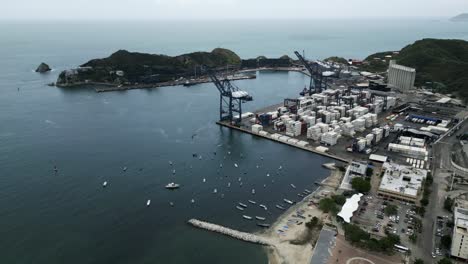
[216,121,350,163]
[188,219,272,245]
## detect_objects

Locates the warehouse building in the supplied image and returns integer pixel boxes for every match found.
[388,60,416,91]
[451,207,468,260]
[377,162,427,203]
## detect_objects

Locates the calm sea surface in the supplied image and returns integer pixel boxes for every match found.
[0,19,467,264]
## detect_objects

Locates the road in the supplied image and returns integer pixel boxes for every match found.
[414,116,468,263]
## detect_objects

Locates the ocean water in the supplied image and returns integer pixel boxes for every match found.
[0,19,467,264]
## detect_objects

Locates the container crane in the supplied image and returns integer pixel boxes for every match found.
[206,68,253,125]
[294,51,324,95]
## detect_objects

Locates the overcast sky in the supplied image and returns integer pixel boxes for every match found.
[3,0,467,20]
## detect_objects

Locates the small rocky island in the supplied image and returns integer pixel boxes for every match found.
[55,48,293,89]
[36,62,51,73]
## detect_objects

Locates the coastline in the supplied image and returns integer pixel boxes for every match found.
[257,164,343,264]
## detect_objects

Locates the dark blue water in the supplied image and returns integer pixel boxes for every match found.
[0,19,467,264]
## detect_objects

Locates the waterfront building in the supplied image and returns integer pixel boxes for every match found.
[387,60,416,91]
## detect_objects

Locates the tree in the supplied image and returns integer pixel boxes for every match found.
[366,167,374,177]
[441,235,452,249]
[420,197,429,206]
[409,233,417,243]
[444,197,454,212]
[384,204,398,216]
[414,258,424,264]
[438,258,453,264]
[332,195,346,205]
[351,177,371,193]
[344,224,370,243]
[305,216,321,229]
[319,198,338,214]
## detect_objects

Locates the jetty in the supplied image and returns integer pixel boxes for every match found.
[187,219,272,245]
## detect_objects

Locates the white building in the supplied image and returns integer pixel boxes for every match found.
[378,162,427,203]
[451,207,468,260]
[337,193,363,223]
[388,60,416,91]
[339,162,368,191]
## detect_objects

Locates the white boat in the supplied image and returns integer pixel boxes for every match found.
[278,166,282,170]
[169,161,173,165]
[234,163,238,168]
[236,206,245,211]
[238,202,248,208]
[263,184,266,188]
[165,182,180,189]
[123,166,127,171]
[276,205,285,210]
[146,200,151,206]
[227,182,231,187]
[259,204,268,210]
[255,216,266,221]
[169,202,174,207]
[284,199,294,205]
[172,169,176,174]
[290,184,296,189]
[242,215,253,220]
[266,173,270,177]
[260,157,264,160]
[203,178,206,183]
[213,188,217,194]
[228,151,231,155]
[220,164,223,168]
[102,181,108,187]
[304,189,311,194]
[240,182,243,186]
[191,199,195,203]
[256,165,259,168]
[251,189,255,194]
[238,177,242,182]
[248,200,256,204]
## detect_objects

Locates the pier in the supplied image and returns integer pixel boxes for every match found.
[188,219,272,245]
[216,121,350,163]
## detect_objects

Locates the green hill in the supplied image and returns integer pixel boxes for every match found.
[361,39,468,100]
[57,48,241,86]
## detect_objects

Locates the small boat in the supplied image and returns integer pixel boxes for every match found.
[256,165,259,169]
[169,202,174,207]
[248,200,256,204]
[238,177,242,182]
[297,193,304,197]
[257,223,270,228]
[191,199,195,204]
[228,151,231,155]
[234,163,238,168]
[242,215,253,220]
[266,173,270,177]
[165,182,180,189]
[251,189,255,194]
[239,182,243,187]
[259,204,268,210]
[220,164,223,168]
[284,199,294,205]
[221,193,225,199]
[290,184,296,189]
[102,181,108,187]
[263,184,266,188]
[255,216,266,221]
[198,156,202,160]
[203,178,206,183]
[276,205,285,210]
[169,161,173,165]
[236,206,245,211]
[304,189,311,194]
[146,200,151,207]
[227,182,231,187]
[260,157,264,160]
[238,202,248,208]
[213,188,217,194]
[123,166,127,171]
[172,169,176,174]
[278,166,282,170]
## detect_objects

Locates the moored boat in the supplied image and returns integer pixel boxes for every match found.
[242,215,253,220]
[236,206,245,211]
[165,182,180,189]
[255,216,266,221]
[283,199,294,205]
[257,223,270,228]
[248,200,256,204]
[238,202,248,208]
[276,204,285,210]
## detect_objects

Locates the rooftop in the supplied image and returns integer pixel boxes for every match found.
[379,162,427,198]
[337,193,363,223]
[455,207,468,235]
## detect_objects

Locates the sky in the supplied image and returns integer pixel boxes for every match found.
[2,0,468,20]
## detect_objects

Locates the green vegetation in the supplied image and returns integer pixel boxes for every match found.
[318,198,339,214]
[343,224,400,253]
[414,259,424,264]
[409,233,417,243]
[366,167,374,177]
[438,258,453,264]
[444,197,454,212]
[324,56,348,65]
[305,216,322,230]
[441,235,452,249]
[57,48,242,86]
[351,177,371,193]
[332,194,347,205]
[384,204,398,216]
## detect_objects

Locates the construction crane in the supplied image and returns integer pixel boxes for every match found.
[294,51,323,95]
[206,67,253,125]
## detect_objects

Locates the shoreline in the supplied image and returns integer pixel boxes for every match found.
[256,164,343,264]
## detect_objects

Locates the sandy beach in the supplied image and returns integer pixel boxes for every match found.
[257,163,344,264]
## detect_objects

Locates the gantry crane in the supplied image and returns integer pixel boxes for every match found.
[294,51,325,95]
[206,67,253,125]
